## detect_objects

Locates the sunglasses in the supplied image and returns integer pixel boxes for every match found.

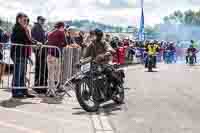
[21,18,28,23]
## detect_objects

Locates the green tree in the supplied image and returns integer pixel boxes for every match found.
[144,26,160,39]
[163,9,200,25]
[184,10,195,25]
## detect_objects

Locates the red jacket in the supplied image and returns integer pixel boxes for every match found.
[47,29,66,57]
[25,27,32,57]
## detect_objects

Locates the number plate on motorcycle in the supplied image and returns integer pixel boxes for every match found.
[81,63,91,72]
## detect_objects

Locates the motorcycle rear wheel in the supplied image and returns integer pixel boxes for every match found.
[112,84,125,104]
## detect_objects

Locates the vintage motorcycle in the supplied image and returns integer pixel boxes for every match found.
[74,60,125,112]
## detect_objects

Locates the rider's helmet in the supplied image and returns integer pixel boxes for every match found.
[150,40,154,45]
[94,28,103,39]
[105,34,111,41]
[113,36,119,42]
[89,30,95,36]
[153,40,158,44]
[145,40,150,44]
[169,42,173,46]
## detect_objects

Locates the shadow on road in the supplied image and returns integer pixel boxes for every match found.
[71,102,123,116]
[39,96,63,104]
[101,102,122,115]
[144,70,158,72]
[72,110,91,115]
[72,107,100,116]
[0,98,36,108]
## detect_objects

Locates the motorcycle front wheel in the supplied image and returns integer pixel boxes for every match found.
[75,79,100,112]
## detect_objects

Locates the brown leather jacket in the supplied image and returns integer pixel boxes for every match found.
[84,40,115,63]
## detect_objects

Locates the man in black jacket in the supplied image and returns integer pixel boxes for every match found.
[31,16,48,94]
[11,13,35,98]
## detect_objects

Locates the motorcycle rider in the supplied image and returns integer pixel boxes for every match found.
[105,34,111,44]
[191,40,197,63]
[84,28,115,63]
[186,44,197,64]
[145,40,160,68]
[83,29,123,99]
[166,42,176,63]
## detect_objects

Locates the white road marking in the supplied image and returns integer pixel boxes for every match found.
[100,115,113,131]
[91,111,114,133]
[96,131,114,133]
[0,121,43,133]
[91,114,102,130]
[96,131,104,133]
[104,131,114,133]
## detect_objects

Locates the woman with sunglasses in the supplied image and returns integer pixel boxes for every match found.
[10,13,35,98]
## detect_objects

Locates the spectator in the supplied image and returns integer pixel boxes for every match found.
[84,30,95,46]
[31,16,48,94]
[24,17,32,58]
[127,40,136,60]
[11,13,35,98]
[47,22,67,96]
[123,37,130,47]
[110,36,119,49]
[76,31,84,47]
[65,26,82,75]
[66,26,81,47]
[0,20,10,82]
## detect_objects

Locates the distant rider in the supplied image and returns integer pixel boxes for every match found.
[145,40,160,68]
[186,44,197,64]
[190,40,198,63]
[166,42,176,62]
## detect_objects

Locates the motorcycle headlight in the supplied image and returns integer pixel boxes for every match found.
[97,66,102,72]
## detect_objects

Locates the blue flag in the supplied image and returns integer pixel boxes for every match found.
[138,0,145,41]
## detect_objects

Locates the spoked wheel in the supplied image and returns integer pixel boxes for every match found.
[75,79,100,112]
[112,84,125,104]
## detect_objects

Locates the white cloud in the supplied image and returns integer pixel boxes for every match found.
[98,0,111,5]
[0,0,199,26]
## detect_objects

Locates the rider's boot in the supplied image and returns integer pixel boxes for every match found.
[186,56,188,64]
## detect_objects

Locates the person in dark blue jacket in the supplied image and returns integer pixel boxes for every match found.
[31,16,48,94]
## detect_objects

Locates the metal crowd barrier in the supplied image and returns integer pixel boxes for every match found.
[0,43,81,97]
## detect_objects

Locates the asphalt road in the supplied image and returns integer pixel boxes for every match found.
[0,63,200,133]
[107,63,200,133]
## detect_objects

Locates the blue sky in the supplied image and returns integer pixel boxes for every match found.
[0,0,199,26]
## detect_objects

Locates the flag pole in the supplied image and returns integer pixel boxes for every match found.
[138,0,145,41]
